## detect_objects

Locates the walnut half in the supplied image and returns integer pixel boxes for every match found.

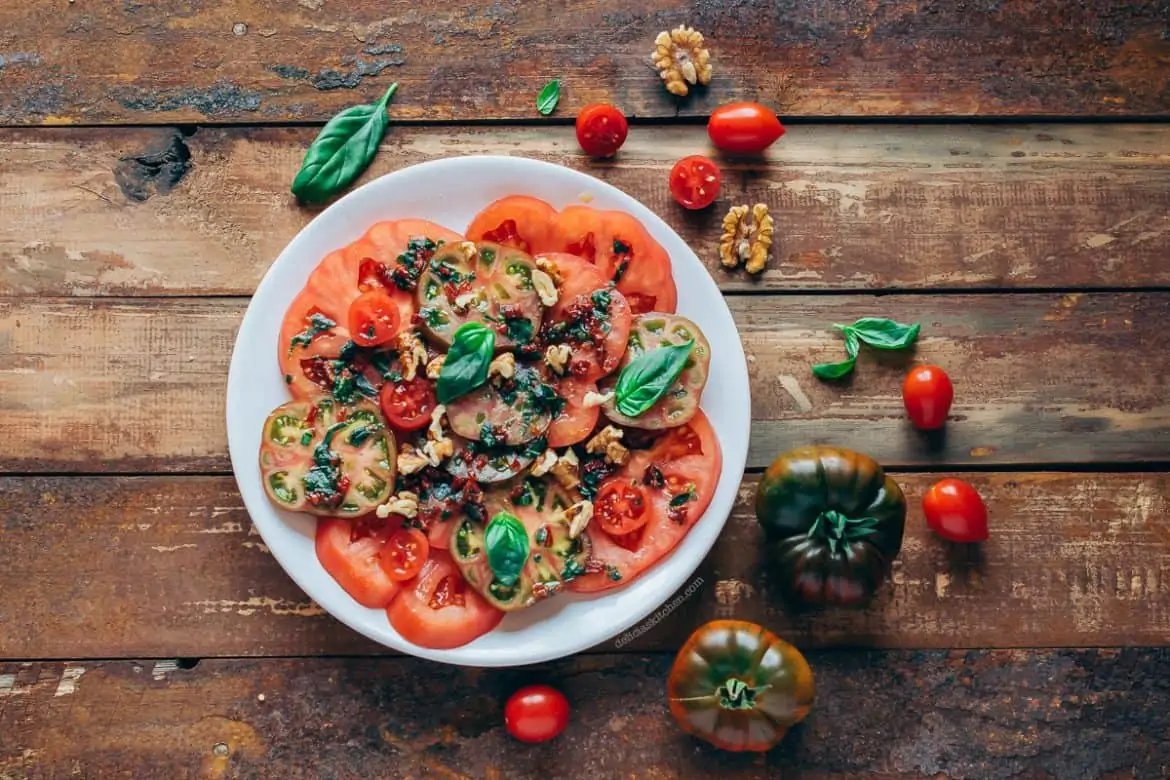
[652,26,713,97]
[720,203,774,274]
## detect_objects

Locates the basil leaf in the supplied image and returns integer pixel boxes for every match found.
[536,79,560,116]
[291,83,399,204]
[615,341,694,417]
[485,511,529,587]
[436,322,496,404]
[812,328,860,380]
[843,317,921,350]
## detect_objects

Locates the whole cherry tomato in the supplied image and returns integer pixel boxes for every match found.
[504,684,570,743]
[669,155,721,210]
[576,103,628,158]
[922,479,989,543]
[902,365,954,430]
[707,102,786,154]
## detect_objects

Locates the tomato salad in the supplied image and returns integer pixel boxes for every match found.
[259,197,722,649]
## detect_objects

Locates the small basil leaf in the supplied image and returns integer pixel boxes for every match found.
[436,322,496,404]
[485,511,529,587]
[844,317,921,350]
[291,83,399,204]
[812,328,859,380]
[536,79,560,116]
[615,341,694,417]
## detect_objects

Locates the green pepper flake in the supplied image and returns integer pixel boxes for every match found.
[534,525,550,546]
[284,374,293,384]
[605,565,623,581]
[300,431,313,446]
[670,488,697,508]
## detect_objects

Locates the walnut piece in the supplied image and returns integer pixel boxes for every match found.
[422,437,454,466]
[488,352,516,383]
[652,26,712,97]
[555,500,594,540]
[719,203,774,274]
[427,404,447,443]
[425,355,445,380]
[535,256,564,286]
[376,490,420,519]
[397,330,428,381]
[544,343,572,376]
[457,241,478,261]
[531,268,559,307]
[549,448,581,490]
[531,449,558,477]
[581,389,615,409]
[586,425,624,458]
[396,443,430,476]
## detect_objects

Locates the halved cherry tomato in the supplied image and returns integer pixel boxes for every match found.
[379,527,430,581]
[388,551,504,649]
[505,684,570,743]
[902,365,954,430]
[922,479,989,543]
[379,377,437,431]
[347,289,402,347]
[465,195,557,253]
[576,103,628,158]
[707,102,786,155]
[315,518,401,608]
[595,477,650,536]
[669,155,721,210]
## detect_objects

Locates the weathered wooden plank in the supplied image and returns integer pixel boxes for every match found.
[3,124,1170,297]
[2,295,1167,473]
[2,1,1168,125]
[3,473,1168,659]
[2,651,1168,778]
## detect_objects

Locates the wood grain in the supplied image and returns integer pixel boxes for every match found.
[1,1,1168,125]
[2,294,1167,474]
[3,124,1170,296]
[3,473,1168,659]
[3,651,1168,778]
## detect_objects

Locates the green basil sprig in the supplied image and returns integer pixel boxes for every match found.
[436,322,496,404]
[536,80,560,116]
[485,511,529,587]
[813,317,920,380]
[615,341,694,417]
[291,83,399,204]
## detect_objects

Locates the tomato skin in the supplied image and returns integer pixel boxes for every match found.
[707,103,785,154]
[347,289,402,347]
[504,685,570,743]
[379,378,437,431]
[576,104,629,158]
[379,527,430,582]
[902,365,954,430]
[923,479,989,543]
[669,156,721,210]
[315,519,401,609]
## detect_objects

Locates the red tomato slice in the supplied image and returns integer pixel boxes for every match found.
[379,527,430,581]
[594,476,651,536]
[546,377,600,448]
[465,196,558,253]
[379,377,437,432]
[315,518,401,608]
[539,252,633,382]
[647,409,721,464]
[348,289,402,347]
[388,551,504,649]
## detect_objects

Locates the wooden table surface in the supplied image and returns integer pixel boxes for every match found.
[2,2,1169,778]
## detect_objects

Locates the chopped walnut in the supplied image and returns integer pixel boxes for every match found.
[586,425,624,456]
[549,448,580,490]
[396,443,430,476]
[397,330,427,381]
[488,352,516,383]
[453,291,481,314]
[652,26,712,97]
[720,203,774,274]
[556,500,594,539]
[457,241,478,261]
[422,437,454,466]
[427,404,447,442]
[531,449,558,477]
[582,389,615,409]
[376,490,420,520]
[535,256,564,286]
[531,268,559,307]
[425,355,445,380]
[544,343,572,376]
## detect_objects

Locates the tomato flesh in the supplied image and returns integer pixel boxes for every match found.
[379,527,430,582]
[388,551,504,649]
[315,518,401,609]
[379,378,437,431]
[505,685,570,743]
[707,102,786,154]
[595,478,650,535]
[348,289,402,347]
[923,479,989,543]
[902,365,954,430]
[576,103,629,158]
[669,155,721,210]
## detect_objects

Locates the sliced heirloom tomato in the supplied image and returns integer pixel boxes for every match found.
[258,396,396,517]
[571,410,721,593]
[415,241,544,351]
[538,252,633,383]
[446,435,544,484]
[388,551,504,649]
[446,364,557,446]
[546,376,600,448]
[465,196,558,253]
[316,518,402,608]
[451,478,593,611]
[601,313,712,430]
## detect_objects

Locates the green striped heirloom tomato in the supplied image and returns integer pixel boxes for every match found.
[754,446,906,608]
[668,620,814,752]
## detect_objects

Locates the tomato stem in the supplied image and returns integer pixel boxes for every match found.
[807,509,880,555]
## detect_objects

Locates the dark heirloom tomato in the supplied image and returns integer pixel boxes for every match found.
[755,447,906,608]
[668,620,814,752]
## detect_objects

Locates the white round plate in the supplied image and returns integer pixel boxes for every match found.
[226,155,750,667]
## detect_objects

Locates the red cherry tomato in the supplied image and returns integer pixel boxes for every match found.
[348,289,402,347]
[504,684,570,743]
[575,103,629,158]
[669,155,721,210]
[923,479,989,543]
[707,102,786,154]
[379,527,430,581]
[595,477,650,536]
[902,365,954,430]
[379,377,437,431]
